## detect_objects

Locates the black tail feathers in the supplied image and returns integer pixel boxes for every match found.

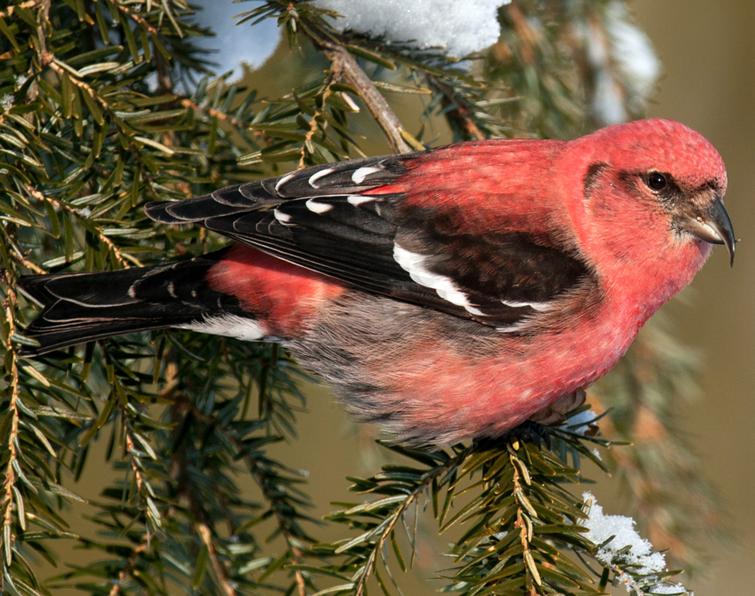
[19,250,242,356]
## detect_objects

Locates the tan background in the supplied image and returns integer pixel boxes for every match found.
[633,0,755,592]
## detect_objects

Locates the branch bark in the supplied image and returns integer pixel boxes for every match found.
[323,44,413,154]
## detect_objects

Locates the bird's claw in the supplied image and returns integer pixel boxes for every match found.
[529,389,587,426]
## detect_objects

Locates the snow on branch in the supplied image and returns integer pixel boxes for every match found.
[315,0,511,57]
[582,493,690,595]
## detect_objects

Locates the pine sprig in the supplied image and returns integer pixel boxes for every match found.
[310,422,628,595]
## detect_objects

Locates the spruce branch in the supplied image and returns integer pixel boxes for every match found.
[179,97,246,132]
[509,447,543,593]
[298,72,336,169]
[314,425,615,595]
[112,2,159,36]
[243,444,310,596]
[170,393,238,596]
[1,272,22,568]
[107,531,150,596]
[25,185,140,268]
[315,444,470,595]
[3,233,45,274]
[323,44,414,154]
[45,56,111,109]
[194,520,237,596]
[428,76,487,141]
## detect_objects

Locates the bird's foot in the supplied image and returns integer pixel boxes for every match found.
[528,388,587,426]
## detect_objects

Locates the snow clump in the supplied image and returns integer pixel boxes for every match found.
[582,493,690,594]
[314,0,511,57]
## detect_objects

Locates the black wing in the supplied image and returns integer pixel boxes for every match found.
[145,156,593,330]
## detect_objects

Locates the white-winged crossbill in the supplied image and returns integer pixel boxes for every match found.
[21,118,735,444]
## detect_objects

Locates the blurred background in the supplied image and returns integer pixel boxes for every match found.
[630,1,754,591]
[34,0,753,592]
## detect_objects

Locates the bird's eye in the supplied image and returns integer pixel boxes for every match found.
[646,172,668,191]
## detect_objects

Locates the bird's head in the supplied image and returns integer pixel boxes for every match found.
[560,119,735,288]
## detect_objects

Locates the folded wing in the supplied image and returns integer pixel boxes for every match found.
[146,155,593,331]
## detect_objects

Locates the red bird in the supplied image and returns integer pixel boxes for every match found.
[21,119,735,444]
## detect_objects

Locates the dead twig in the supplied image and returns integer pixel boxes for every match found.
[323,44,414,154]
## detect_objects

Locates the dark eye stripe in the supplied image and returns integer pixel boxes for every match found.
[583,162,608,200]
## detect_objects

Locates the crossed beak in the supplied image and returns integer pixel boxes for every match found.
[684,197,737,266]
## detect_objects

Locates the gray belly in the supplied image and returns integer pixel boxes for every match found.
[287,290,501,431]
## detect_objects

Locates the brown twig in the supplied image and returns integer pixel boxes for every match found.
[507,4,538,66]
[46,58,110,109]
[124,432,147,502]
[11,250,45,275]
[0,228,46,274]
[1,273,22,566]
[195,521,237,596]
[510,446,542,594]
[323,44,413,154]
[298,76,335,169]
[115,2,158,36]
[108,531,150,596]
[179,98,244,130]
[25,185,141,268]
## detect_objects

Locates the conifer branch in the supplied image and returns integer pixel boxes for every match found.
[510,446,542,594]
[46,57,111,109]
[170,394,237,595]
[430,77,487,141]
[1,273,21,567]
[107,531,150,596]
[25,185,140,268]
[323,44,413,154]
[244,449,309,596]
[114,2,159,36]
[195,521,237,596]
[298,74,336,169]
[179,97,245,131]
[0,228,45,274]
